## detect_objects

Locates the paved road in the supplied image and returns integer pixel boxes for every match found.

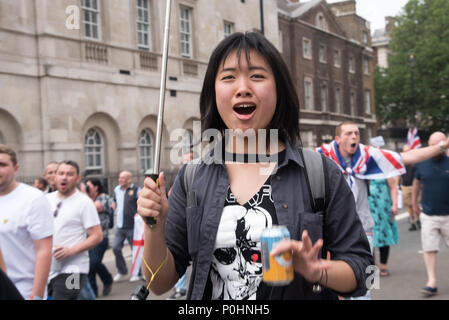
[371,211,449,300]
[96,210,449,300]
[96,243,175,300]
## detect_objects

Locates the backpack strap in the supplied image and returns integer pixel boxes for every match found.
[298,148,330,260]
[299,148,330,213]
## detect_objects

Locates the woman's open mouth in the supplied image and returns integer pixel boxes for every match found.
[233,104,256,119]
[351,143,357,148]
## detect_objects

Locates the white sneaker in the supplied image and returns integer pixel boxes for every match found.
[129,275,144,282]
[113,273,126,282]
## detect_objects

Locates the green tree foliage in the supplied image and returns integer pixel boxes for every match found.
[375,0,449,132]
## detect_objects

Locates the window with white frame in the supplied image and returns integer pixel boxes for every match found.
[137,0,152,50]
[321,84,328,112]
[350,91,356,115]
[364,89,371,114]
[335,87,342,113]
[304,77,314,110]
[82,0,101,40]
[363,56,370,75]
[303,38,312,60]
[319,44,327,63]
[349,55,355,73]
[362,31,368,44]
[301,130,316,149]
[316,13,327,31]
[138,129,154,173]
[224,21,234,38]
[85,128,104,175]
[333,49,341,67]
[179,6,193,58]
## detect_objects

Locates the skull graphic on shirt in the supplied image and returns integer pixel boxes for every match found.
[210,185,273,300]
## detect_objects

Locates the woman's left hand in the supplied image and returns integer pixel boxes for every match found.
[391,204,398,221]
[269,230,332,283]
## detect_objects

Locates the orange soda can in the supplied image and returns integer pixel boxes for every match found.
[260,226,294,285]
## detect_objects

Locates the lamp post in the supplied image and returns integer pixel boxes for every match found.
[409,53,416,126]
[260,0,264,35]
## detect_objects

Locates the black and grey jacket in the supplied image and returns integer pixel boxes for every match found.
[165,140,373,300]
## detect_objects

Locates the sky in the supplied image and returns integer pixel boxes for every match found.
[327,0,409,32]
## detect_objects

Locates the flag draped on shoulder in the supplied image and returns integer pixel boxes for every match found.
[315,140,406,198]
[406,127,422,150]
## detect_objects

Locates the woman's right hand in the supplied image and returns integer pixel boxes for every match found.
[137,172,169,227]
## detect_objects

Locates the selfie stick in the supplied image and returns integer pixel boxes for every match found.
[143,0,172,228]
[131,0,172,300]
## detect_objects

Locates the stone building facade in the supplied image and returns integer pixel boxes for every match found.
[0,0,279,187]
[0,0,376,188]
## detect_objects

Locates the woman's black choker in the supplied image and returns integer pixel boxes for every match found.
[223,149,286,163]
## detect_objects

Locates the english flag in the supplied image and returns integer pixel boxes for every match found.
[131,214,145,277]
[406,127,422,150]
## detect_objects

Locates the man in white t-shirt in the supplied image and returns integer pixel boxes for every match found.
[0,144,53,300]
[46,160,102,300]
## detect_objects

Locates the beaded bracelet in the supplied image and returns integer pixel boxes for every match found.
[312,269,328,294]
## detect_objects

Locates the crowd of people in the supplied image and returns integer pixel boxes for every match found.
[0,146,148,300]
[1,32,449,301]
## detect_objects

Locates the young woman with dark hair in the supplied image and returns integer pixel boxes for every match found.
[137,32,373,300]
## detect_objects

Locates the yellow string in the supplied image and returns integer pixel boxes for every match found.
[142,247,169,291]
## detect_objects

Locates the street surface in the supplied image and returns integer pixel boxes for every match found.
[97,209,449,300]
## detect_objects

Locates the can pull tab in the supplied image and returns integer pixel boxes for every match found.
[144,173,159,227]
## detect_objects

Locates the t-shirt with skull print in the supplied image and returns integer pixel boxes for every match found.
[204,178,279,300]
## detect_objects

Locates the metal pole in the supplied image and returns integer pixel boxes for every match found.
[144,0,172,227]
[146,0,172,177]
[409,54,416,126]
[260,0,264,35]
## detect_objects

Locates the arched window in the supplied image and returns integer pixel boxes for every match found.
[138,129,154,173]
[85,128,104,175]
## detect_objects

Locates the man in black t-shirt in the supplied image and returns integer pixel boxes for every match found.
[401,145,421,231]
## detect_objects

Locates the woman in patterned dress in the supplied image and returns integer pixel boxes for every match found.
[368,176,399,276]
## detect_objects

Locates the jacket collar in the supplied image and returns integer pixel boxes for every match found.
[280,139,304,169]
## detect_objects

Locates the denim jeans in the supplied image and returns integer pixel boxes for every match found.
[88,236,113,296]
[174,272,188,292]
[112,228,134,275]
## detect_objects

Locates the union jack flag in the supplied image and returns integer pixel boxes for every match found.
[406,127,421,150]
[315,141,405,198]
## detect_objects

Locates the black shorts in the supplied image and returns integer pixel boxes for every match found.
[47,273,87,300]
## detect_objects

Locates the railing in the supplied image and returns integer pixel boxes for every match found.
[85,42,108,64]
[182,60,198,76]
[139,51,158,70]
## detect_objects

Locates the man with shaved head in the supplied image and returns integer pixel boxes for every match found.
[111,171,141,282]
[412,132,449,297]
[43,161,58,193]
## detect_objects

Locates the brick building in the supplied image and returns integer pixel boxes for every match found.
[278,0,376,147]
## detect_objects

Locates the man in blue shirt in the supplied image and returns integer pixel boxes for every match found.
[111,171,141,282]
[412,132,449,297]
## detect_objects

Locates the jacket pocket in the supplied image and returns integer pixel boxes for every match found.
[300,211,324,245]
[185,206,203,258]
